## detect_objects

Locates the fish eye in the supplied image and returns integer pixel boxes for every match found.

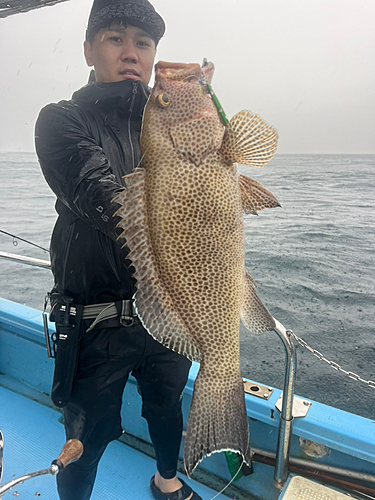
[156,94,171,108]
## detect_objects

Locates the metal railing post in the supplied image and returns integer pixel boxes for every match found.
[273,319,297,487]
[0,251,51,269]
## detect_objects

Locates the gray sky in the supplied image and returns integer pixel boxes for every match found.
[0,0,374,154]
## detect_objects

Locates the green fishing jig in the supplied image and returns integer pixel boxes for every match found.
[200,59,229,126]
[205,82,229,127]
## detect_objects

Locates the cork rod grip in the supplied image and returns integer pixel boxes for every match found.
[54,439,83,470]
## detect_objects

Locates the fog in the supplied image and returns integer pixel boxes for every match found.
[1,0,374,153]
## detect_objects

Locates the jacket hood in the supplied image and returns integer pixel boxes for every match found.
[72,79,150,117]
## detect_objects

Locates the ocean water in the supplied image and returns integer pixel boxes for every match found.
[0,152,374,420]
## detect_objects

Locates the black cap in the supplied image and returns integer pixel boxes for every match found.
[86,0,165,45]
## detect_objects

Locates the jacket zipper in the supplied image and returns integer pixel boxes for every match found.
[127,83,138,170]
[104,82,137,282]
[101,83,137,282]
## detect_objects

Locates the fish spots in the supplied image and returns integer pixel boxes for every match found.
[164,191,174,203]
[116,61,276,475]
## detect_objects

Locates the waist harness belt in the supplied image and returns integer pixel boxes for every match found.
[44,298,138,359]
[83,300,138,332]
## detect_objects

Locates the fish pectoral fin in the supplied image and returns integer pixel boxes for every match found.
[169,114,224,166]
[239,174,281,214]
[220,110,278,167]
[241,269,276,333]
[113,170,202,363]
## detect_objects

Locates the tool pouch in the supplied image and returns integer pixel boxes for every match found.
[49,298,84,408]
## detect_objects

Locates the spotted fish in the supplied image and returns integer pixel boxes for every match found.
[113,61,280,475]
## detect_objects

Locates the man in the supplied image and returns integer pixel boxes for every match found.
[35,1,201,499]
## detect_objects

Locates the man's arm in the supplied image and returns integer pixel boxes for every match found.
[35,101,125,242]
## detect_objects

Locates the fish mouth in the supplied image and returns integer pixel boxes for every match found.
[188,109,214,122]
[155,61,204,83]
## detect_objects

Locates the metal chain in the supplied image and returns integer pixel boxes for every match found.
[287,330,375,389]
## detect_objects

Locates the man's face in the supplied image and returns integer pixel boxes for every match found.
[84,23,156,84]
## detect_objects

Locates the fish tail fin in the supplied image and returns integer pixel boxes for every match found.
[184,369,251,476]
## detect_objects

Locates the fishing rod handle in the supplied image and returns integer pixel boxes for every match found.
[52,439,84,472]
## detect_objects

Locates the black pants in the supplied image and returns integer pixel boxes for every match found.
[56,320,192,500]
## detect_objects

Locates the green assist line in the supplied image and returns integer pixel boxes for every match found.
[206,83,229,126]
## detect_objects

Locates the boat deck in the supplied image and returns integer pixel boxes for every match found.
[1,298,375,500]
[0,387,228,499]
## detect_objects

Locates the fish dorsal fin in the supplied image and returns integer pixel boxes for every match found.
[239,174,281,214]
[220,110,278,167]
[241,269,276,333]
[169,114,224,165]
[112,170,202,362]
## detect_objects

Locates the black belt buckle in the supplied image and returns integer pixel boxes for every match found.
[116,300,137,327]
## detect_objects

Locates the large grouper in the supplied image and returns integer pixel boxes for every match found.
[113,61,280,476]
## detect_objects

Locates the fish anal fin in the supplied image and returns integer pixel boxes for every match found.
[220,110,278,167]
[184,371,251,476]
[239,174,281,214]
[112,170,201,363]
[241,269,276,333]
[170,114,224,165]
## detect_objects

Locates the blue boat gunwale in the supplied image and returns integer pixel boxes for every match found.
[1,296,374,471]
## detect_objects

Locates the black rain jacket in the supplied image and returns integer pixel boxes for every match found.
[35,79,150,305]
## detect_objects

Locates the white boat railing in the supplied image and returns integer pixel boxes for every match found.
[272,320,297,487]
[0,251,51,269]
